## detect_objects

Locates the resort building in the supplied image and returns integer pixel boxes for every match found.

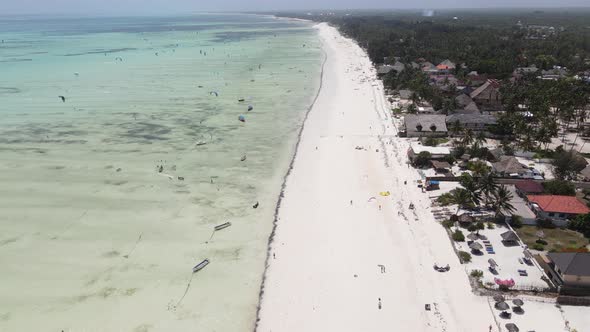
[377,61,404,77]
[491,156,529,178]
[526,195,590,226]
[403,114,448,138]
[407,143,451,161]
[539,253,590,294]
[470,79,502,112]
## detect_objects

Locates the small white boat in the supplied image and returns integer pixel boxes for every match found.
[193,259,210,273]
[214,222,231,231]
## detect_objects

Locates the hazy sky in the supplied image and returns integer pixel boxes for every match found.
[3,0,590,15]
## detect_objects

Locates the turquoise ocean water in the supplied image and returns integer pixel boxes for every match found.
[0,14,322,331]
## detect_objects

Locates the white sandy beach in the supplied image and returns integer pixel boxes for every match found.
[256,23,500,332]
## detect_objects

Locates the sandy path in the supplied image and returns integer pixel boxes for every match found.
[256,23,498,332]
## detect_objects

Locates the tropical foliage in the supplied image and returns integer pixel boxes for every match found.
[569,214,590,238]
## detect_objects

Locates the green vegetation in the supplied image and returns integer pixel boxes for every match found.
[283,10,590,128]
[452,229,466,242]
[537,218,556,229]
[437,192,455,206]
[413,151,432,168]
[442,219,455,228]
[500,78,590,151]
[437,173,515,218]
[510,215,523,229]
[536,239,548,245]
[458,251,472,263]
[532,149,557,159]
[551,150,588,181]
[281,10,590,155]
[515,225,589,252]
[542,180,576,196]
[470,269,484,280]
[569,214,590,239]
[323,11,590,76]
[422,137,449,147]
[467,161,491,176]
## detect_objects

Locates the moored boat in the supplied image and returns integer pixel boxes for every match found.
[193,259,210,273]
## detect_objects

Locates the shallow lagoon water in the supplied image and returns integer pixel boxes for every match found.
[0,14,322,331]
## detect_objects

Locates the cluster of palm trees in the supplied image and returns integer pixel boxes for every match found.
[450,123,488,148]
[445,172,516,218]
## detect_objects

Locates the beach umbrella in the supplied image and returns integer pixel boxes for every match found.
[495,301,510,311]
[512,299,524,306]
[466,232,479,241]
[493,294,505,302]
[469,242,483,251]
[238,115,246,123]
[488,259,498,267]
[505,323,519,332]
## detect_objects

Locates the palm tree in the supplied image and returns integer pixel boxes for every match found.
[517,134,535,152]
[461,128,475,147]
[450,120,463,138]
[450,188,474,212]
[470,160,490,177]
[459,174,482,207]
[410,92,420,105]
[478,172,499,206]
[475,131,487,146]
[491,185,515,217]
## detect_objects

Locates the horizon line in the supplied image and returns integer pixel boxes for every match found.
[2,6,590,17]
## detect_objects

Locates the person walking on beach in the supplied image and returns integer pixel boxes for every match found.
[350,200,353,206]
[378,298,382,310]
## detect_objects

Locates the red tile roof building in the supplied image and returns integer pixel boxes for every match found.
[527,195,590,224]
